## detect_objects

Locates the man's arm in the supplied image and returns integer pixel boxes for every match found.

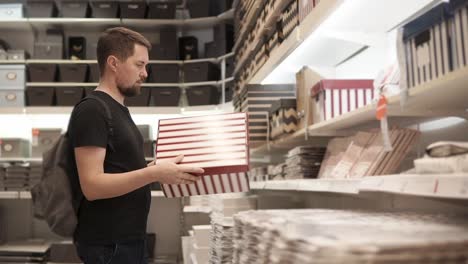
[75,146,203,201]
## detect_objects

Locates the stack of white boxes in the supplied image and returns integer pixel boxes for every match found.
[191,225,211,264]
[0,65,25,107]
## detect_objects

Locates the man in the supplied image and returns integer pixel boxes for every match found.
[68,27,204,264]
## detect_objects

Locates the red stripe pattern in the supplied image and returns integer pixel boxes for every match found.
[156,113,250,197]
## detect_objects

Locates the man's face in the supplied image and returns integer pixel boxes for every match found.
[115,44,149,97]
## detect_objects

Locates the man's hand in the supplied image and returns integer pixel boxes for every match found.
[150,155,204,185]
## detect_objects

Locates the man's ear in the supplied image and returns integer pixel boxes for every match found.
[107,55,119,73]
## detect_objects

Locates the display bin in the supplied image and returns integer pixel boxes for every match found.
[186,85,219,105]
[124,87,150,106]
[150,64,179,83]
[55,87,84,106]
[28,64,57,82]
[26,87,55,106]
[149,87,180,106]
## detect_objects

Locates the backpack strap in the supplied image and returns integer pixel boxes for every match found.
[84,94,114,137]
[73,94,115,151]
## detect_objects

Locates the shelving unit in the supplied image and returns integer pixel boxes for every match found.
[251,174,468,200]
[250,66,468,159]
[0,9,233,30]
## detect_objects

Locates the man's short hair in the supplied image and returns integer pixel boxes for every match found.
[97,27,151,75]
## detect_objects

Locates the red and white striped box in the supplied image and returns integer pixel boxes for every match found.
[310,80,374,122]
[156,113,250,197]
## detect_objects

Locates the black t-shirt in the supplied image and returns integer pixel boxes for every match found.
[69,90,150,244]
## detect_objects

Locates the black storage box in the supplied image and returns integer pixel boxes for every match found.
[137,125,152,140]
[26,1,58,18]
[61,1,90,18]
[56,87,84,106]
[150,87,180,106]
[84,86,95,96]
[143,140,154,157]
[28,64,57,82]
[186,86,219,105]
[68,36,86,60]
[213,22,234,56]
[179,36,198,60]
[211,0,233,15]
[183,62,219,82]
[187,0,210,18]
[90,1,119,18]
[120,1,147,18]
[124,87,150,106]
[150,28,178,60]
[26,87,55,106]
[58,64,88,82]
[150,64,179,83]
[225,56,234,77]
[148,2,176,19]
[88,63,100,82]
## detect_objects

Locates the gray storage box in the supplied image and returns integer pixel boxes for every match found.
[7,50,26,61]
[34,42,63,59]
[0,138,30,158]
[26,1,57,18]
[0,89,24,107]
[0,4,24,19]
[31,128,62,157]
[150,87,180,106]
[58,64,88,82]
[0,49,6,60]
[186,85,219,105]
[0,65,25,88]
[28,64,57,82]
[137,125,152,140]
[26,87,55,106]
[55,87,84,106]
[34,30,63,59]
[150,64,179,83]
[150,28,177,60]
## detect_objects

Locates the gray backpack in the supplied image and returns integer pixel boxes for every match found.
[31,95,113,237]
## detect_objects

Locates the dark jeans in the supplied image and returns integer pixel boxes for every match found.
[75,239,147,264]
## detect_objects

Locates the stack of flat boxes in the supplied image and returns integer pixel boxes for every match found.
[235,84,295,146]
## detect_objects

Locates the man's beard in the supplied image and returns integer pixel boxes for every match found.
[118,82,141,97]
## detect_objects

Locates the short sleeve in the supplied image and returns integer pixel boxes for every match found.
[69,99,109,149]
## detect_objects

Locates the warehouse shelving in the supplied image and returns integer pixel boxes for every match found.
[250,174,468,200]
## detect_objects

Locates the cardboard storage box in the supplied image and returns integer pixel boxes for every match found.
[0,65,25,87]
[183,62,219,83]
[148,2,176,19]
[311,79,374,122]
[269,98,298,139]
[26,1,58,18]
[150,64,179,83]
[60,1,89,18]
[26,87,55,106]
[120,1,147,18]
[90,1,119,18]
